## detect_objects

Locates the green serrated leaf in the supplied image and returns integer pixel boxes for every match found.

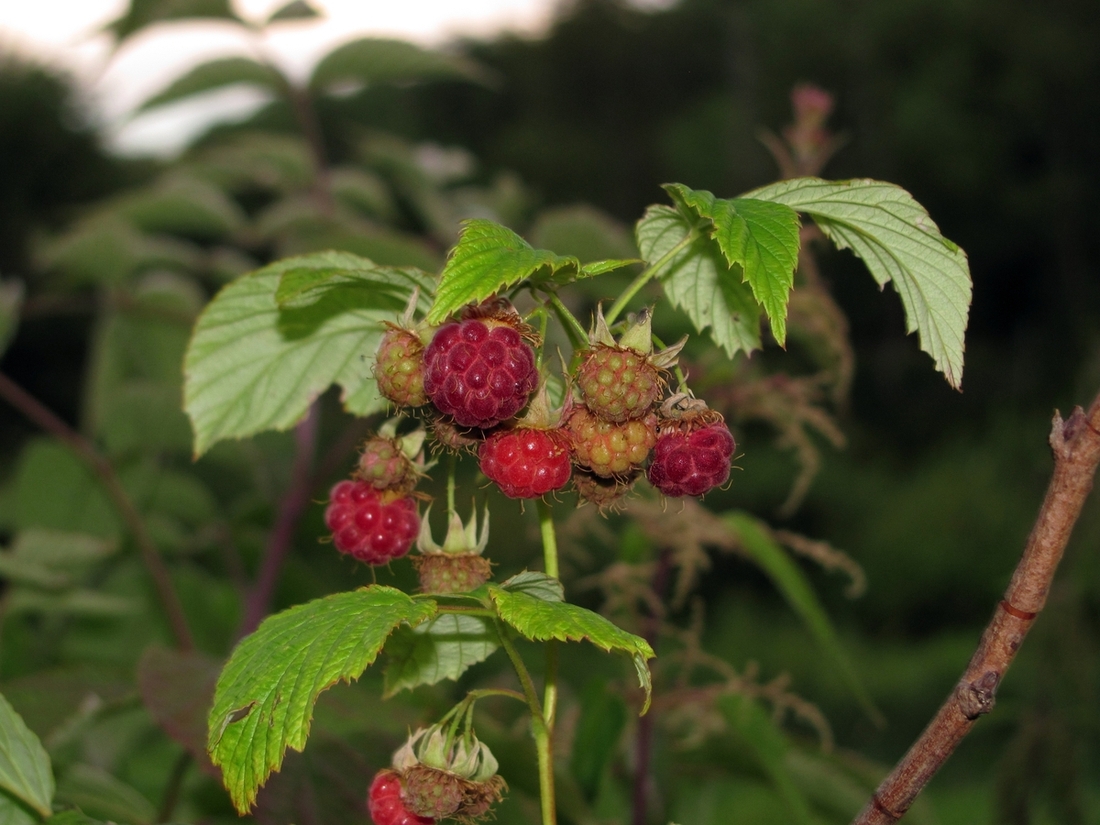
[719,694,814,825]
[724,511,880,722]
[428,220,579,323]
[0,691,54,817]
[183,252,433,455]
[265,0,320,24]
[208,587,437,813]
[137,57,282,112]
[499,571,564,603]
[106,0,241,42]
[636,205,761,356]
[0,280,24,359]
[664,184,801,345]
[746,177,971,388]
[487,586,653,713]
[55,764,156,825]
[310,38,488,91]
[383,614,499,697]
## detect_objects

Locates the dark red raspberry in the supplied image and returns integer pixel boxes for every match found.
[567,407,657,477]
[423,318,538,429]
[325,480,419,564]
[646,421,735,497]
[375,327,428,408]
[576,345,662,423]
[368,770,434,825]
[479,428,571,499]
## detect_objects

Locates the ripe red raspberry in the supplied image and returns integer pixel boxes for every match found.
[325,481,419,564]
[357,437,418,493]
[576,345,662,423]
[368,770,434,825]
[647,420,735,497]
[479,427,571,499]
[375,327,428,408]
[567,407,657,477]
[423,318,537,429]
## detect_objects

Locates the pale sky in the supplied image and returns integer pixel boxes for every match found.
[0,0,578,154]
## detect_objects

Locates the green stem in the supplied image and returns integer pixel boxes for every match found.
[497,622,555,825]
[546,292,588,350]
[467,688,529,704]
[536,499,559,579]
[604,232,698,327]
[535,499,561,730]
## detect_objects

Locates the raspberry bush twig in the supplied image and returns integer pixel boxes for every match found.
[851,391,1100,824]
[0,371,195,650]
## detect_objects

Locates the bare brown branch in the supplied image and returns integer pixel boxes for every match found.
[851,392,1100,824]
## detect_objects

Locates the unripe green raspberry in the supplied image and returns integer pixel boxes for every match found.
[375,326,428,408]
[576,345,662,422]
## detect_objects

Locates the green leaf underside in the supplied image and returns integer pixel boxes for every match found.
[499,571,564,603]
[664,184,800,346]
[637,205,761,357]
[207,587,437,813]
[138,57,282,112]
[0,691,55,817]
[747,177,971,388]
[724,512,879,721]
[487,586,654,713]
[383,614,499,696]
[719,694,815,825]
[184,251,433,455]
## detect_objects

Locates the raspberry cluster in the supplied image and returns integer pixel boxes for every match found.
[371,300,736,507]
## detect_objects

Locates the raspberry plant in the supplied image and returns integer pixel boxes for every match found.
[15,4,1099,823]
[183,167,973,824]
